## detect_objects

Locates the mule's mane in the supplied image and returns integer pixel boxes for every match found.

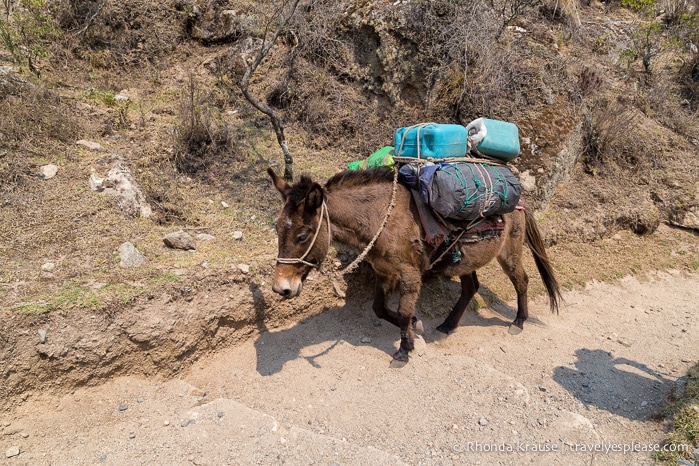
[287,175,318,205]
[324,167,394,192]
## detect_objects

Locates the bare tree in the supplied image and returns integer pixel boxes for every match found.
[232,0,302,181]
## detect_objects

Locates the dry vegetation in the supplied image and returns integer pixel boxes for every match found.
[1,0,699,457]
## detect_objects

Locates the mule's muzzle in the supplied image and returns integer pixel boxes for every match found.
[272,276,303,299]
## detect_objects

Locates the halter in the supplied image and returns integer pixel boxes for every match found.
[276,200,331,268]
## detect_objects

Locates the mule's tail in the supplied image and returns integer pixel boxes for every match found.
[524,208,563,314]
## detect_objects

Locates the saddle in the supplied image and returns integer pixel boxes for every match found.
[411,189,508,272]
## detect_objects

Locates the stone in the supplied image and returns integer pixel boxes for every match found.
[196,233,215,241]
[221,201,229,209]
[232,231,243,240]
[119,242,147,268]
[237,263,250,274]
[478,418,488,426]
[40,164,58,179]
[6,446,20,458]
[163,231,196,250]
[90,155,152,218]
[76,139,103,151]
[519,170,536,193]
[41,262,55,272]
[38,329,47,343]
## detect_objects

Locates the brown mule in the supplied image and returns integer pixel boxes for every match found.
[268,167,562,363]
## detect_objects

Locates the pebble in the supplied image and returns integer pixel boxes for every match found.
[478,418,488,426]
[40,164,58,179]
[221,201,229,209]
[217,412,224,418]
[181,419,195,427]
[361,337,372,344]
[163,420,170,426]
[237,264,250,274]
[5,446,20,458]
[20,433,29,438]
[41,262,55,272]
[232,231,243,240]
[38,329,47,344]
[118,404,128,411]
[129,433,136,439]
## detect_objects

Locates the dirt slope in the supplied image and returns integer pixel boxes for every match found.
[3,270,697,465]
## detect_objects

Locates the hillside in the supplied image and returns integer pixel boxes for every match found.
[1,0,698,458]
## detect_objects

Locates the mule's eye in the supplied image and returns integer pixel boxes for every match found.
[296,230,311,243]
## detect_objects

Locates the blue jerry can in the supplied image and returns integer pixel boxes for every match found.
[467,118,520,161]
[394,123,468,159]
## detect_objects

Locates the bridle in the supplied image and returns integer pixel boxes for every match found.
[276,200,331,268]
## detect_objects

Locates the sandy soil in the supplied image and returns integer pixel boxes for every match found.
[2,269,697,465]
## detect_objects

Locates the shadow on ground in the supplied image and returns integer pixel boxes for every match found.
[553,348,671,421]
[250,273,539,375]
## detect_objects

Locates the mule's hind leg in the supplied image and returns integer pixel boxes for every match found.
[436,272,479,335]
[497,254,529,334]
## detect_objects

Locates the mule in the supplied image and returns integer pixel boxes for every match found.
[268,167,562,363]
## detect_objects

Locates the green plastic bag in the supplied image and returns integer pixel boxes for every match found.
[347,146,395,170]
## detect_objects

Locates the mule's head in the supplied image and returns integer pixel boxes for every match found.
[268,168,330,298]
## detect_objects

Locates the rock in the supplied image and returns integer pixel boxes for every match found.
[163,231,196,250]
[76,139,103,151]
[221,201,229,209]
[38,329,47,344]
[90,155,152,218]
[232,231,243,240]
[237,263,250,274]
[361,337,372,344]
[118,404,128,411]
[478,418,488,426]
[196,233,215,241]
[519,170,536,193]
[40,164,58,179]
[119,242,147,268]
[41,262,55,272]
[114,94,129,102]
[5,446,19,458]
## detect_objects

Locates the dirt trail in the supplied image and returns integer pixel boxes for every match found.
[3,271,698,465]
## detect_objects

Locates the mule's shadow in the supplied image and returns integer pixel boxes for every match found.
[251,271,533,376]
[553,348,672,421]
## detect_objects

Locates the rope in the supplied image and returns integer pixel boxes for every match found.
[276,200,331,268]
[330,168,400,297]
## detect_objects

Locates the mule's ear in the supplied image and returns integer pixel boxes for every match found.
[268,167,290,200]
[306,184,324,211]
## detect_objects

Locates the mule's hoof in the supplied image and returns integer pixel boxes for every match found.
[391,349,409,363]
[508,324,523,335]
[435,324,453,335]
[389,358,408,369]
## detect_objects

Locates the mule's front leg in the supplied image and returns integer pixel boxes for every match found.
[392,272,421,362]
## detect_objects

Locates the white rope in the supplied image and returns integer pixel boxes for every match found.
[276,200,331,268]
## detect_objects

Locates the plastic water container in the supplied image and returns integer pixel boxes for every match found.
[467,118,520,161]
[394,123,468,159]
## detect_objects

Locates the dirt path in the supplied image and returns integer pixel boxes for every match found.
[3,271,698,465]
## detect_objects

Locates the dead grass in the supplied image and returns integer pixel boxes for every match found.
[654,362,699,464]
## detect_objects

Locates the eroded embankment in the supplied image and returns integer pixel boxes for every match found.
[0,271,346,411]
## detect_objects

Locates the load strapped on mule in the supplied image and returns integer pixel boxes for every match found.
[348,118,524,270]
